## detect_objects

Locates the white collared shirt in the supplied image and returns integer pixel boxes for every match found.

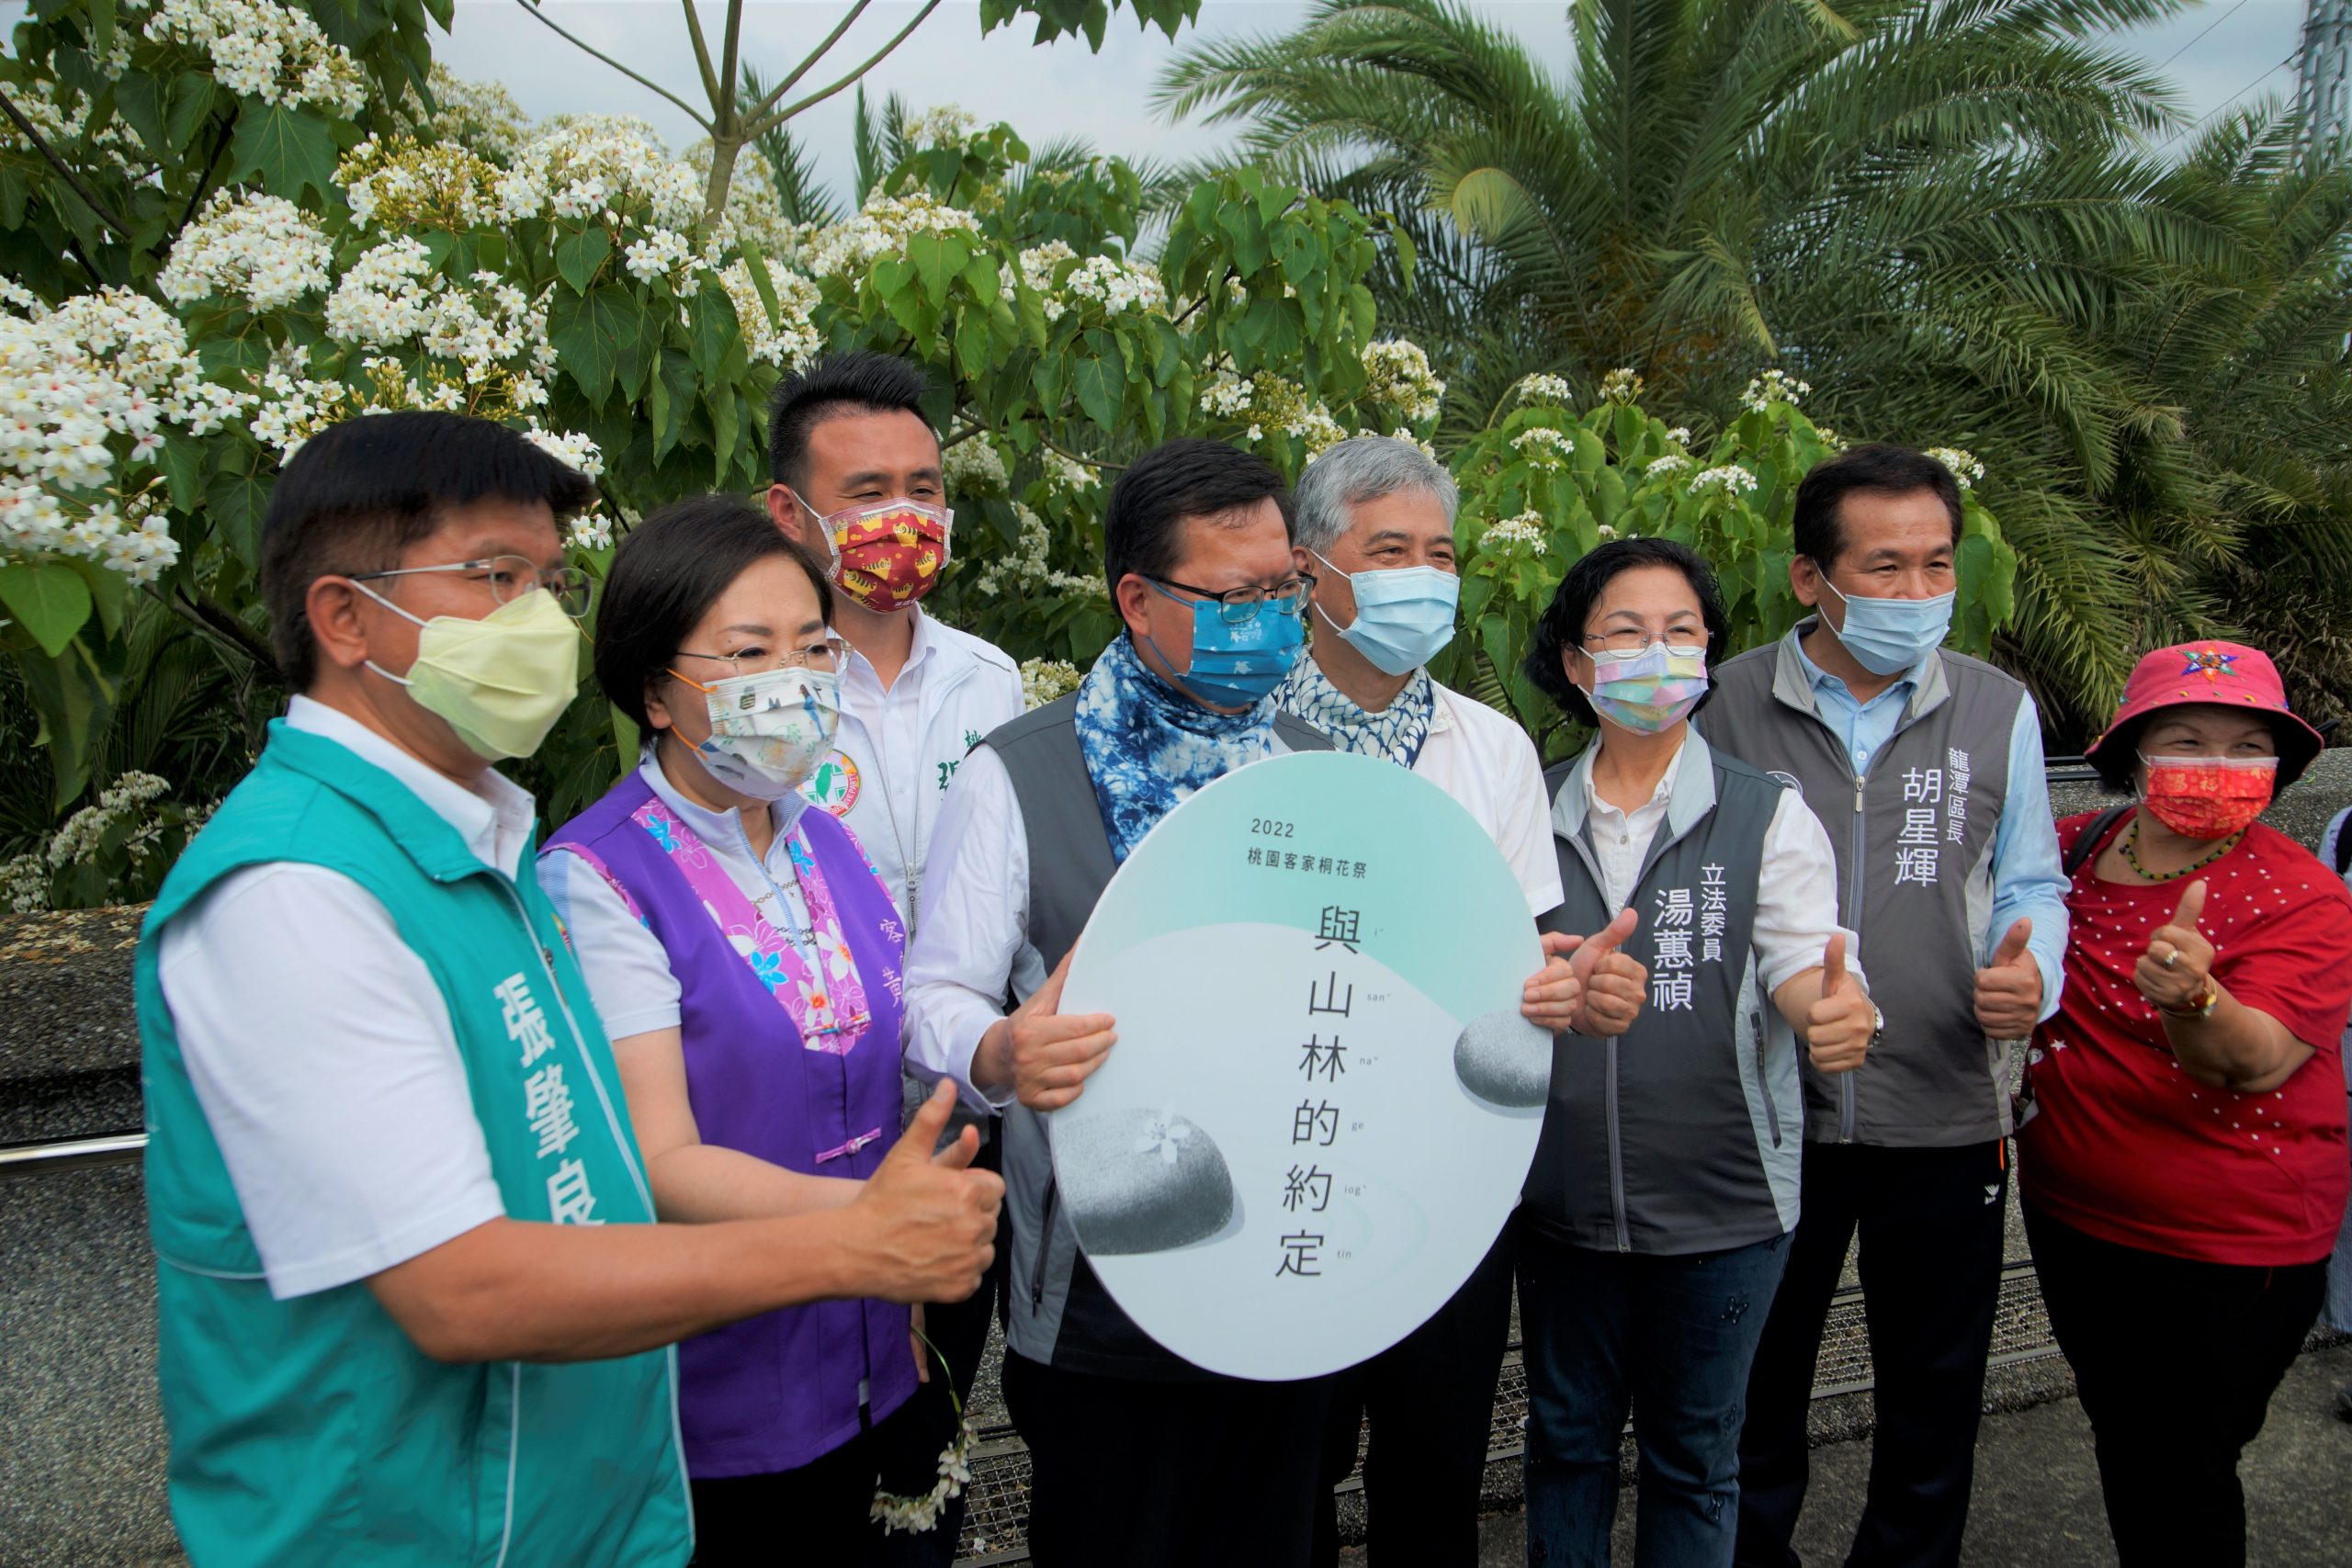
[1412,682,1565,917]
[799,608,1024,932]
[155,696,526,1299]
[1563,731,1861,997]
[537,752,818,1042]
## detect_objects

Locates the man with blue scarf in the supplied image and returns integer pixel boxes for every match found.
[904,438,1589,1567]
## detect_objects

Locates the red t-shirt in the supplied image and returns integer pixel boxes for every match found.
[2018,814,2352,1266]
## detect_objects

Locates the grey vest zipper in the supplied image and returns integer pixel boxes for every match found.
[1030,1177,1058,1314]
[1558,828,1634,1251]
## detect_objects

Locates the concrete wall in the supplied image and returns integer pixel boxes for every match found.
[6,756,2349,1566]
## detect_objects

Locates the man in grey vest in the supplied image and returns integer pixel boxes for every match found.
[902,438,1589,1567]
[1704,446,2071,1568]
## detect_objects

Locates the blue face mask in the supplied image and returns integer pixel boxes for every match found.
[1144,579,1306,709]
[1310,551,1461,677]
[1818,575,1955,677]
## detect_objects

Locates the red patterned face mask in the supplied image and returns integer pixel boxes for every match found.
[819,500,951,613]
[2138,754,2277,840]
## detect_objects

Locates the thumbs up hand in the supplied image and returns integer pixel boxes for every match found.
[2133,879,2215,1015]
[849,1082,1004,1303]
[1804,932,1876,1075]
[1973,918,2043,1037]
[1568,907,1646,1038]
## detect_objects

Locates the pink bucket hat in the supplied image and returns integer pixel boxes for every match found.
[2083,640,2325,788]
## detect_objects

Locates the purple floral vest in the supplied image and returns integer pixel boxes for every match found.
[545,769,914,1479]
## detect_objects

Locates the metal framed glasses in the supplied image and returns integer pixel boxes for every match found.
[670,635,852,683]
[1580,629,1707,660]
[350,556,594,618]
[1149,572,1317,625]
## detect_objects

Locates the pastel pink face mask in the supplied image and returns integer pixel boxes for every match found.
[2138,753,2276,840]
[1583,646,1709,733]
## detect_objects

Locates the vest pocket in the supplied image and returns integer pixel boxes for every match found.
[1755,1015,1781,1148]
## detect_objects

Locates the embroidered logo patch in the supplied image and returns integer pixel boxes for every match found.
[799,749,862,816]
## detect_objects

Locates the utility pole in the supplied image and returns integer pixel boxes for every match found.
[2300,0,2352,161]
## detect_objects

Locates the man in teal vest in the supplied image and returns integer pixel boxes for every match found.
[137,411,1002,1567]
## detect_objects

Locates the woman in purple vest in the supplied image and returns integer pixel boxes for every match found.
[538,494,926,1564]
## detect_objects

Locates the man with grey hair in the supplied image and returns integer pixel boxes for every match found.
[1281,435,1562,1564]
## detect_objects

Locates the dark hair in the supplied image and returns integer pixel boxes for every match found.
[1791,444,1963,570]
[766,351,935,492]
[593,493,834,732]
[1102,438,1296,592]
[261,411,598,690]
[1523,537,1731,726]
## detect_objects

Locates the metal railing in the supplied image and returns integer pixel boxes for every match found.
[0,1130,145,1177]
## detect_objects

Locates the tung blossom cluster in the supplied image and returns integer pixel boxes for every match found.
[1689,465,1760,497]
[500,117,707,231]
[153,0,367,117]
[970,504,1106,600]
[1511,426,1576,469]
[943,438,1010,498]
[1516,373,1576,407]
[798,193,983,279]
[1020,658,1083,710]
[1740,369,1810,412]
[1199,369,1347,454]
[0,283,247,583]
[1360,340,1445,425]
[1926,447,1984,488]
[338,137,507,232]
[157,191,334,312]
[1477,513,1549,557]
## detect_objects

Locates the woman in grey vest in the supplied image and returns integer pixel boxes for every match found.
[1516,538,1880,1568]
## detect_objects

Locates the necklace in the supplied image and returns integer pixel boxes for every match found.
[2120,817,2244,883]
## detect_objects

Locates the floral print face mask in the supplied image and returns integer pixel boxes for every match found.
[2137,753,2277,840]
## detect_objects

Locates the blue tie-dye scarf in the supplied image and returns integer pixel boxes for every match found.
[1073,633,1275,863]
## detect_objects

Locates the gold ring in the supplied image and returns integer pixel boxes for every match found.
[2161,949,2178,969]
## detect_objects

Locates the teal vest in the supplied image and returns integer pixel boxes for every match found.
[135,722,692,1567]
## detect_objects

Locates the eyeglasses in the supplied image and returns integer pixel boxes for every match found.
[1149,573,1317,625]
[1579,630,1707,660]
[670,635,852,682]
[351,556,593,618]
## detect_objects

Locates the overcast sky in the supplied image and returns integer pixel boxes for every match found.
[426,0,2314,199]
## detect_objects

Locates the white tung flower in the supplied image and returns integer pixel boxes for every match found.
[1477,513,1548,557]
[1510,426,1575,468]
[158,191,333,311]
[1740,368,1810,412]
[1924,446,1984,487]
[1689,465,1759,497]
[1514,373,1576,407]
[153,0,368,116]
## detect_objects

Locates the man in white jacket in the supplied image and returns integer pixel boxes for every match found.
[1273,435,1563,1564]
[764,352,1025,1565]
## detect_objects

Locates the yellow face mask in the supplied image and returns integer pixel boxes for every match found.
[356,584,582,761]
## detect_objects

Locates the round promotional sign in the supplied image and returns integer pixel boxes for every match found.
[1053,750,1553,1381]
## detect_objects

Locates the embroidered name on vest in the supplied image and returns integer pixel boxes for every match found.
[495,972,604,1226]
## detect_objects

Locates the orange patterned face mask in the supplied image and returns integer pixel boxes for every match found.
[820,500,952,613]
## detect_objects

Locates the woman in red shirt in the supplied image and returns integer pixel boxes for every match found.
[2018,640,2351,1568]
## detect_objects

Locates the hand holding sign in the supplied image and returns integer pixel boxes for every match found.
[1519,931,1587,1034]
[1973,917,2041,1037]
[1569,908,1645,1038]
[2133,879,2216,1014]
[1006,951,1118,1111]
[1804,933,1875,1074]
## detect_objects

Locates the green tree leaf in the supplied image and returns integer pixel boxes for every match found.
[0,562,95,657]
[229,101,340,204]
[555,228,611,295]
[548,286,645,409]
